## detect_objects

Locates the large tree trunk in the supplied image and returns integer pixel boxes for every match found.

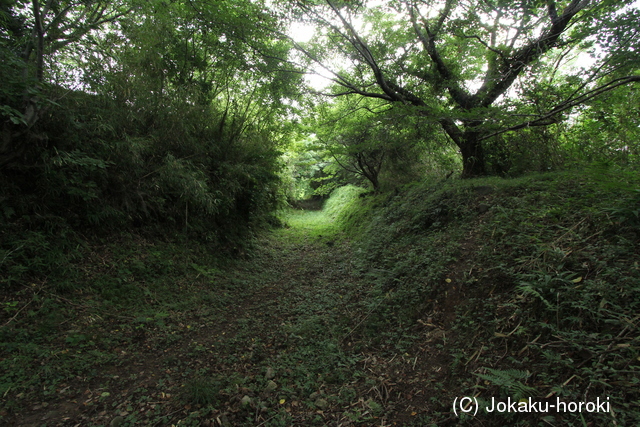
[459,131,487,178]
[440,118,488,178]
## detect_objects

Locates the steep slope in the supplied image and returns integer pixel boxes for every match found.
[336,168,640,426]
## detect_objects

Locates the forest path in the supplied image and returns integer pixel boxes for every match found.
[160,208,453,426]
[17,209,450,426]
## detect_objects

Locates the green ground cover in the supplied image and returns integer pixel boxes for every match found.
[1,169,638,426]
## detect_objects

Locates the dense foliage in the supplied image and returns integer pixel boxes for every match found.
[288,0,640,179]
[1,1,640,424]
[327,169,640,425]
[0,0,303,286]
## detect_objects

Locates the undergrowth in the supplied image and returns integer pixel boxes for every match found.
[1,169,638,426]
[0,232,238,421]
[331,168,640,426]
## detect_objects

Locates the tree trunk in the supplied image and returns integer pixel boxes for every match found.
[459,131,487,178]
[354,151,382,192]
[32,0,45,82]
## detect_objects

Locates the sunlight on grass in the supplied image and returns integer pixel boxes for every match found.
[278,185,366,242]
[278,209,339,244]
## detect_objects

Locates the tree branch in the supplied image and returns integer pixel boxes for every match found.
[479,75,640,141]
[405,1,472,109]
[460,33,507,62]
[325,0,405,103]
[547,0,559,25]
[477,0,590,108]
[437,117,463,147]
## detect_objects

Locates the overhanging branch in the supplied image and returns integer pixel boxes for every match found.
[479,75,640,141]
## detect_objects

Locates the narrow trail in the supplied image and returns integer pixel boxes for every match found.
[17,210,451,426]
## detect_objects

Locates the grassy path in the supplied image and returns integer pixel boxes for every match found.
[6,209,449,426]
[7,174,640,426]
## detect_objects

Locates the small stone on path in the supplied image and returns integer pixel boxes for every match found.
[265,367,275,379]
[265,380,277,392]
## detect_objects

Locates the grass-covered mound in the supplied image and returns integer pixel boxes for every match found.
[332,168,640,426]
[1,172,638,426]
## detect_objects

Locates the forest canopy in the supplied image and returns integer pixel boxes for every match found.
[0,0,639,234]
[285,0,640,180]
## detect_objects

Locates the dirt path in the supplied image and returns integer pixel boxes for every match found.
[12,211,452,426]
